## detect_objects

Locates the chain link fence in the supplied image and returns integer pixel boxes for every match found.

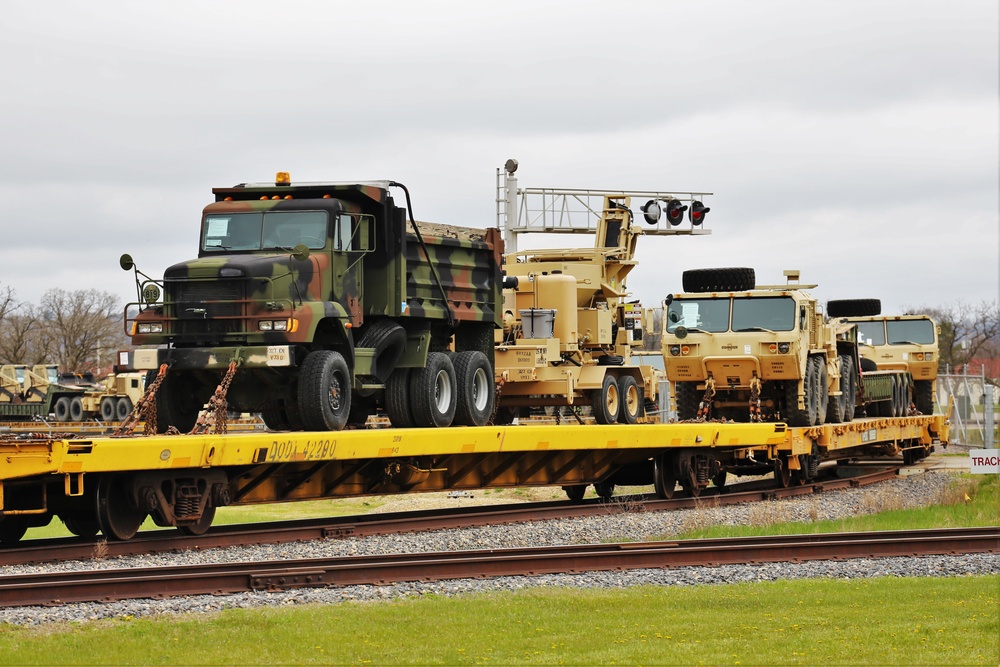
[938,372,997,448]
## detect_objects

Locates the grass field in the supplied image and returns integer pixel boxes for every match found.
[0,575,996,665]
[4,470,997,664]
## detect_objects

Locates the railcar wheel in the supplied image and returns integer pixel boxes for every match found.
[653,453,678,499]
[298,350,352,431]
[96,476,147,541]
[591,375,620,425]
[100,398,116,422]
[913,380,933,415]
[62,515,101,538]
[617,376,642,424]
[562,485,587,502]
[115,397,133,422]
[680,466,702,497]
[178,506,216,536]
[409,352,457,428]
[453,351,494,426]
[593,481,615,500]
[774,457,791,488]
[0,517,29,545]
[54,397,71,422]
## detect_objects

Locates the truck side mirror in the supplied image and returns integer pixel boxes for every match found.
[291,244,311,261]
[119,254,135,271]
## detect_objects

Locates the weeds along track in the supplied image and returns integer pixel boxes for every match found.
[1,527,996,608]
[1,464,905,567]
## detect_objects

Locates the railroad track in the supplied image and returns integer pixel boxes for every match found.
[1,465,903,567]
[1,527,996,608]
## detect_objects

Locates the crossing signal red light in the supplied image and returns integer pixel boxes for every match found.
[689,200,710,225]
[665,200,688,226]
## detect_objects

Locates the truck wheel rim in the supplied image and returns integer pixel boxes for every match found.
[472,367,490,412]
[434,370,453,413]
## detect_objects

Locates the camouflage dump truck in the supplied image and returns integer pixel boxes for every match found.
[837,312,939,415]
[494,195,660,426]
[661,269,904,428]
[119,173,503,433]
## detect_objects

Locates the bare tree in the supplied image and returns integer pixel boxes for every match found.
[0,306,53,365]
[909,299,1000,383]
[39,288,128,374]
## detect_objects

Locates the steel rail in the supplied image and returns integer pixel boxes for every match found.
[0,527,996,608]
[0,466,901,566]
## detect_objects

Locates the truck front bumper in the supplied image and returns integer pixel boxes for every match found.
[117,345,296,371]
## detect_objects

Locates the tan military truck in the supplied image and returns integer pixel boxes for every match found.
[494,195,660,426]
[661,269,891,428]
[839,313,939,415]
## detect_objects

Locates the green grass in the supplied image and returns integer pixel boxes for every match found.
[0,576,995,665]
[673,474,1000,541]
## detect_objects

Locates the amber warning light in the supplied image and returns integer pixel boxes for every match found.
[275,171,291,186]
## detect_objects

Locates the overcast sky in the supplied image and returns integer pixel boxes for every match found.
[2,0,997,319]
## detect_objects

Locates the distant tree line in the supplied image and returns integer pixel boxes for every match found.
[0,284,127,376]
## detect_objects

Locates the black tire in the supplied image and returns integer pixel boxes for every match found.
[814,357,828,426]
[453,351,494,426]
[156,372,202,434]
[100,397,116,422]
[115,397,133,422]
[260,408,291,431]
[896,377,910,417]
[674,381,700,420]
[591,374,620,425]
[384,368,415,428]
[877,376,896,418]
[617,375,642,424]
[298,350,352,431]
[653,452,677,499]
[455,322,495,361]
[70,397,85,422]
[784,357,819,427]
[597,355,625,366]
[54,396,71,422]
[409,352,457,428]
[913,380,933,415]
[826,299,882,318]
[355,320,407,382]
[828,355,854,424]
[562,485,587,502]
[682,267,755,293]
[491,406,520,425]
[860,357,878,372]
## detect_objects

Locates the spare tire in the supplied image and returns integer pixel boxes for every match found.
[682,267,755,293]
[827,299,882,318]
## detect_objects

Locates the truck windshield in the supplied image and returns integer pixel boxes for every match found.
[47,368,59,383]
[856,322,886,346]
[732,296,796,331]
[886,318,935,345]
[202,211,328,252]
[666,298,729,333]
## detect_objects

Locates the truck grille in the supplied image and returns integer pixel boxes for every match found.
[165,279,244,338]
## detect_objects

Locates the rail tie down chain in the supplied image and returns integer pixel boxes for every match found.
[114,364,168,437]
[190,361,238,435]
[749,375,763,422]
[697,376,716,420]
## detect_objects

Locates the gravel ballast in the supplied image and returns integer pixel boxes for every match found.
[2,469,997,626]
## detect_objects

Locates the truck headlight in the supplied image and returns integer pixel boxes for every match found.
[669,345,681,356]
[258,320,290,331]
[137,323,163,334]
[259,320,273,331]
[778,342,790,354]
